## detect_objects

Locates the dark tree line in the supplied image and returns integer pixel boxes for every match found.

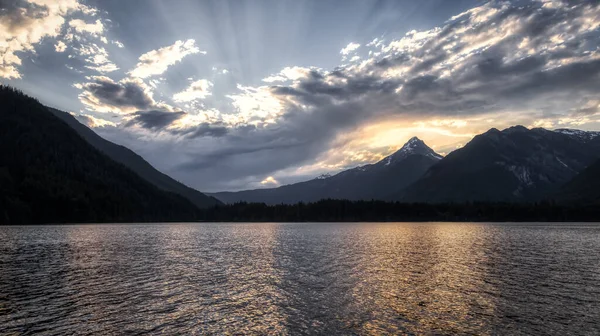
[196,199,600,222]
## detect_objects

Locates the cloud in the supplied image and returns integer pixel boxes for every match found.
[571,99,600,116]
[341,42,361,61]
[173,79,213,102]
[0,0,92,79]
[225,84,286,126]
[129,39,204,78]
[74,113,117,128]
[340,42,360,55]
[118,110,230,142]
[164,0,600,191]
[75,76,157,113]
[260,176,279,186]
[177,122,229,138]
[262,66,321,83]
[54,40,67,52]
[125,110,186,130]
[76,43,119,73]
[68,18,103,35]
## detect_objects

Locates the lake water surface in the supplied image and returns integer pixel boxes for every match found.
[1,223,599,335]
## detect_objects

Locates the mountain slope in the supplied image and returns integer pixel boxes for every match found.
[48,108,221,208]
[0,86,200,224]
[397,126,600,203]
[556,158,600,205]
[211,137,442,204]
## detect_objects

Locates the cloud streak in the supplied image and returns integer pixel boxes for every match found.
[68,18,103,36]
[125,110,186,130]
[173,79,213,102]
[129,39,204,78]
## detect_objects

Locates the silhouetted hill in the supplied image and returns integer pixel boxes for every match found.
[211,137,442,204]
[0,86,200,224]
[48,108,220,208]
[397,126,600,203]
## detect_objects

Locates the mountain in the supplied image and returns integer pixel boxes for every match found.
[211,137,442,204]
[397,126,600,203]
[556,158,600,205]
[48,108,220,208]
[0,86,201,224]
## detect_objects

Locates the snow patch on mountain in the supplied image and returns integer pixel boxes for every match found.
[554,129,600,142]
[508,165,534,186]
[556,157,569,169]
[428,152,443,160]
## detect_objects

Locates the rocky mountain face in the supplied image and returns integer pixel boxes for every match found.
[396,126,600,203]
[211,137,442,204]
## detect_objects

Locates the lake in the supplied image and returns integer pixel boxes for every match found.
[1,223,599,335]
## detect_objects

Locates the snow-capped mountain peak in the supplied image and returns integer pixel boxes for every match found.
[382,137,442,166]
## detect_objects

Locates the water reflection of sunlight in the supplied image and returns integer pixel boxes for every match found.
[350,223,498,335]
[64,223,289,334]
[3,223,600,334]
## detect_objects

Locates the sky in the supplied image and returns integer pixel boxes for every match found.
[1,0,600,192]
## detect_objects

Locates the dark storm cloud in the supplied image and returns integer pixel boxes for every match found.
[374,54,410,68]
[125,110,185,130]
[271,74,402,107]
[180,123,229,138]
[78,77,155,112]
[125,110,229,138]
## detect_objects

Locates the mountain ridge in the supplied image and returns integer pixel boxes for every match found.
[395,125,600,203]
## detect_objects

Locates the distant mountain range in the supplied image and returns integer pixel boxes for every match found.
[0,86,216,224]
[210,137,443,204]
[212,126,600,205]
[2,85,599,225]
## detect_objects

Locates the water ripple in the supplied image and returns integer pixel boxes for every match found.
[1,223,600,335]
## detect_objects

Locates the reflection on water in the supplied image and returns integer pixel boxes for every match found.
[1,223,599,335]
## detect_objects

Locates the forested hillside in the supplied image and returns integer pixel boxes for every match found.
[0,86,200,224]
